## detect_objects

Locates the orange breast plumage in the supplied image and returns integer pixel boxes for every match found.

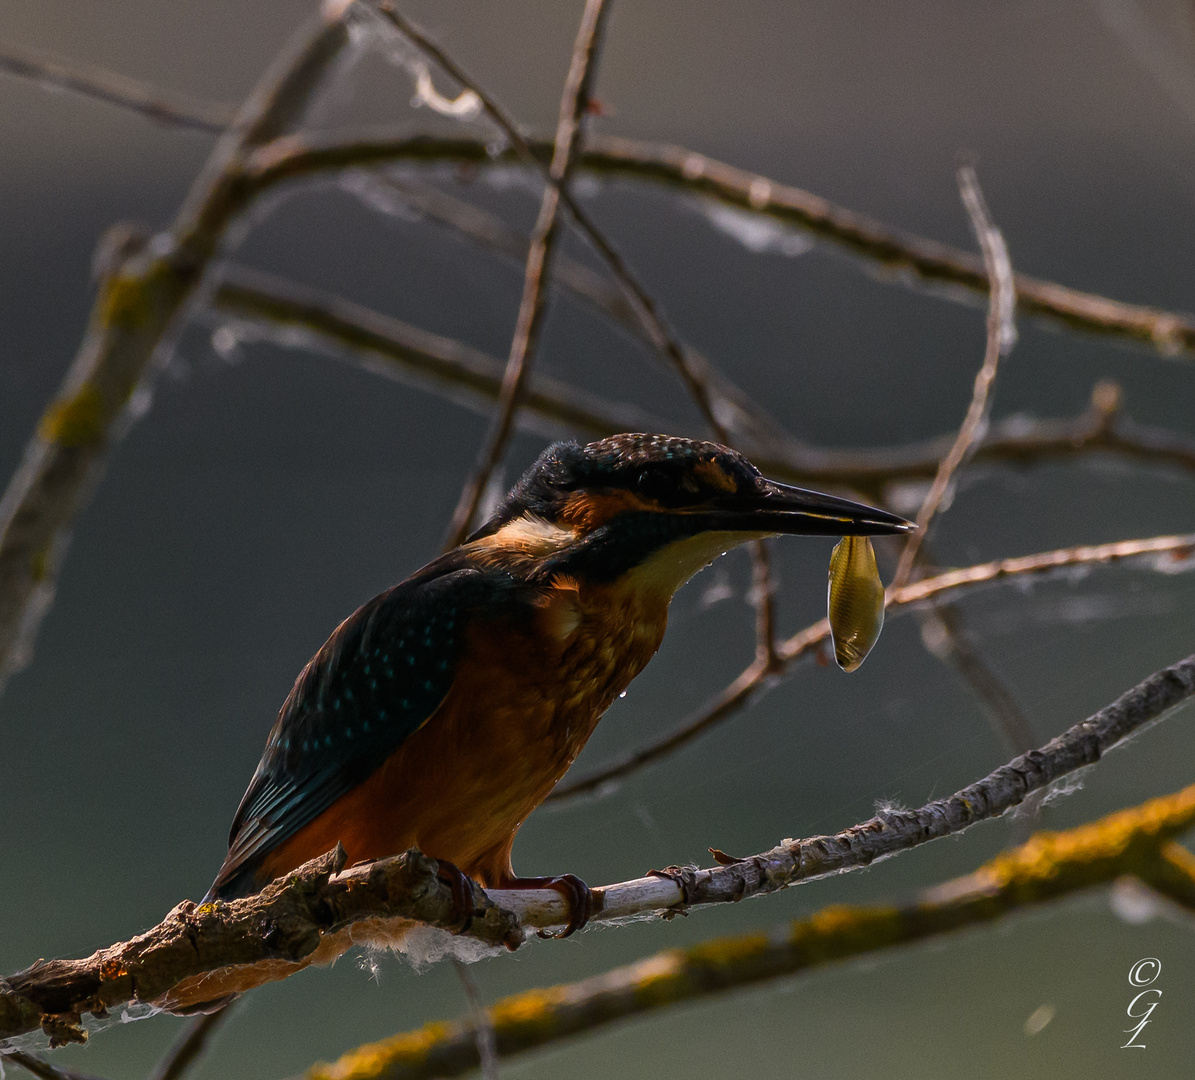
[259,576,669,890]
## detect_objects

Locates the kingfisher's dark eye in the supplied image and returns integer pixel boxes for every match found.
[635,468,672,500]
[633,465,695,504]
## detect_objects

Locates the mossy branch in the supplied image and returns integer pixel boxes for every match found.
[0,3,354,686]
[302,784,1195,1080]
[0,849,519,1050]
[3,651,1193,1048]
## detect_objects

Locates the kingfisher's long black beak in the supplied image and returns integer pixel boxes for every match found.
[703,479,915,537]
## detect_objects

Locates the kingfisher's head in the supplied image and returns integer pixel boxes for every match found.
[466,434,913,593]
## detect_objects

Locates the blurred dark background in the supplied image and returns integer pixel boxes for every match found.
[2,1,1194,1077]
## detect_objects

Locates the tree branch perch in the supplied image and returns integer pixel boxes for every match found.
[4,651,1193,1046]
[301,783,1195,1080]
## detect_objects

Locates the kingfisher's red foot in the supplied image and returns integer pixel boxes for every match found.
[503,874,598,938]
[436,859,477,934]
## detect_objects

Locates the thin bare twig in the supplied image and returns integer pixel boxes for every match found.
[890,533,1193,603]
[0,42,235,134]
[917,603,1036,756]
[12,27,1192,361]
[0,1050,107,1080]
[894,166,1016,586]
[210,267,672,439]
[450,960,497,1080]
[352,175,797,457]
[901,536,1037,759]
[364,8,784,624]
[5,651,1193,1039]
[854,528,1040,837]
[886,168,1028,819]
[242,132,1195,359]
[212,274,1185,798]
[304,785,1195,1080]
[859,378,1195,497]
[748,540,780,669]
[914,598,1046,841]
[367,5,733,443]
[362,176,638,327]
[208,276,1195,492]
[0,2,354,687]
[549,531,1195,800]
[146,1006,231,1080]
[443,0,613,547]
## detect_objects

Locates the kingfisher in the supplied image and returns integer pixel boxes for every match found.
[205,434,911,934]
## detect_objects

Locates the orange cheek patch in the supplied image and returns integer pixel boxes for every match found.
[559,490,658,530]
[693,459,739,493]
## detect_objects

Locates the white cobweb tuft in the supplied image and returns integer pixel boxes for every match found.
[361,924,512,974]
[696,200,814,257]
[345,3,502,146]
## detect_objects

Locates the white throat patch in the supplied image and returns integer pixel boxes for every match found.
[484,514,577,555]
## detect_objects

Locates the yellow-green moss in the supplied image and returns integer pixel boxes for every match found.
[29,546,50,583]
[38,384,107,448]
[980,784,1195,890]
[630,953,686,1007]
[309,1021,455,1080]
[684,931,769,970]
[99,272,155,331]
[489,987,570,1034]
[791,903,906,958]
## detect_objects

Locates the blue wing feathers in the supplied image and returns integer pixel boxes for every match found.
[207,560,512,900]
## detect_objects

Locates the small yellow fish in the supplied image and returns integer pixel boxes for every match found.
[827,535,885,672]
